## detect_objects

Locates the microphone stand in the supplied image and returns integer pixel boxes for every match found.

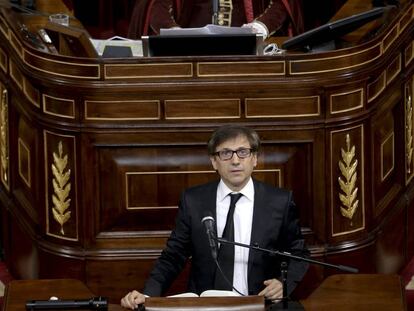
[215,237,358,310]
[212,0,219,25]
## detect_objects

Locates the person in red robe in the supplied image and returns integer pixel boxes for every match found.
[128,0,304,39]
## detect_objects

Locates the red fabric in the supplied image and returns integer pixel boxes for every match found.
[128,0,304,38]
[243,0,254,23]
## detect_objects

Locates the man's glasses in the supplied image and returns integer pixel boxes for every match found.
[213,148,254,161]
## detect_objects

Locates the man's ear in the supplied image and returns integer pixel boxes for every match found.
[253,153,258,167]
[210,155,218,170]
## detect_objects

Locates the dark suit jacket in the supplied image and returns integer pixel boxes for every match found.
[143,179,309,297]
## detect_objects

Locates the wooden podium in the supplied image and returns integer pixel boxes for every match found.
[1,275,406,311]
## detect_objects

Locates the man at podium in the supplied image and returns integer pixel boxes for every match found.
[121,125,309,309]
[128,0,304,38]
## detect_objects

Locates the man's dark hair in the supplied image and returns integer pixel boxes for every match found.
[207,125,260,155]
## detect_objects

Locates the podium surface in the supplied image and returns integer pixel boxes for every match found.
[2,275,406,311]
[301,274,406,311]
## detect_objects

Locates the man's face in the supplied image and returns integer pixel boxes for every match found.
[210,135,257,191]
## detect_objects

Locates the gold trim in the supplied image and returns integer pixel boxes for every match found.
[197,61,285,77]
[9,31,23,59]
[245,96,320,118]
[380,132,394,181]
[386,54,401,85]
[104,63,193,79]
[405,41,414,66]
[289,43,382,75]
[24,49,100,80]
[23,78,40,108]
[44,130,78,241]
[0,15,9,39]
[398,4,414,34]
[217,0,232,26]
[338,134,359,222]
[84,100,161,120]
[0,47,7,73]
[383,23,399,53]
[43,94,75,119]
[9,60,23,90]
[165,98,241,120]
[367,71,386,103]
[125,169,281,210]
[0,88,9,191]
[406,81,414,184]
[330,88,364,115]
[330,125,365,237]
[18,137,31,188]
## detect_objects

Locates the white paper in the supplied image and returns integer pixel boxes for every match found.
[167,289,240,298]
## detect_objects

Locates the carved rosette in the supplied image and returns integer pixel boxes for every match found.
[51,141,72,235]
[406,81,414,182]
[338,134,359,224]
[0,88,9,190]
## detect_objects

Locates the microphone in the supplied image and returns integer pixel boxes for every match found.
[201,212,218,260]
[25,297,108,310]
[212,0,219,24]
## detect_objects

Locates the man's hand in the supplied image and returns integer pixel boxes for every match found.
[258,278,283,301]
[120,290,146,310]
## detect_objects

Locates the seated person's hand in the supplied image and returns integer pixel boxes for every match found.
[120,290,146,310]
[241,22,268,38]
[258,278,283,302]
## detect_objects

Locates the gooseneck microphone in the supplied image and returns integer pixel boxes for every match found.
[201,212,218,260]
[25,297,108,310]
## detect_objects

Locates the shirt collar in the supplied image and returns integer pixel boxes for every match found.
[217,178,254,202]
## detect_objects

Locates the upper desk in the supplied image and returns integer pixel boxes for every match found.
[0,0,413,302]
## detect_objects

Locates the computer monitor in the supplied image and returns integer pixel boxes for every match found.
[281,7,387,52]
[142,34,263,57]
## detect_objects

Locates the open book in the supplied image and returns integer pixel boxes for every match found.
[159,24,255,36]
[167,289,240,298]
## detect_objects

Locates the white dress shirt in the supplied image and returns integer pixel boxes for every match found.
[216,178,255,295]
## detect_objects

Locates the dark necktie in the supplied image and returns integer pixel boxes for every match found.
[214,193,243,290]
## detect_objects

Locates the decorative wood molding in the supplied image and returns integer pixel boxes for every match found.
[330,89,364,115]
[0,87,9,191]
[51,141,72,235]
[165,98,241,119]
[338,134,359,223]
[43,94,75,119]
[104,63,193,79]
[0,46,7,73]
[331,125,365,237]
[246,96,320,118]
[197,61,285,77]
[380,132,394,181]
[18,137,31,188]
[85,100,161,121]
[44,131,78,241]
[406,80,414,184]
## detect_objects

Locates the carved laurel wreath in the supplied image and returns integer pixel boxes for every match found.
[338,134,359,223]
[51,141,71,235]
[406,85,413,175]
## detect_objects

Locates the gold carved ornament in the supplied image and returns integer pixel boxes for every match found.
[406,84,413,175]
[338,134,359,224]
[51,141,71,235]
[217,0,232,26]
[0,89,9,186]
